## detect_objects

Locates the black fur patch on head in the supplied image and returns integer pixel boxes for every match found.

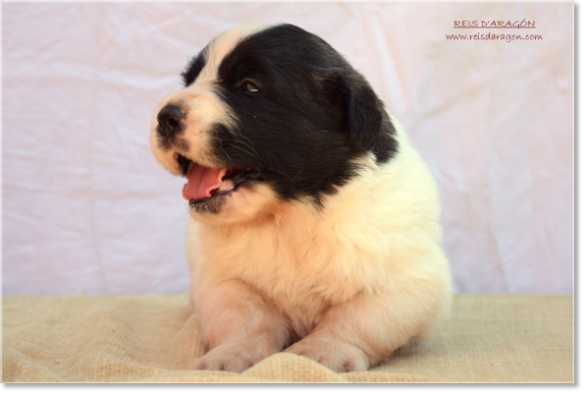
[182,47,208,86]
[206,24,398,205]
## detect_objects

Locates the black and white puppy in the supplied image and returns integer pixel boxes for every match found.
[150,24,452,373]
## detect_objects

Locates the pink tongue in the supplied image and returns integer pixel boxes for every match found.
[182,164,226,201]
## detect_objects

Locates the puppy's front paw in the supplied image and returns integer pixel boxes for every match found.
[194,341,277,373]
[285,336,369,373]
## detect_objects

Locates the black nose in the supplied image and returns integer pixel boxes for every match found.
[157,104,183,139]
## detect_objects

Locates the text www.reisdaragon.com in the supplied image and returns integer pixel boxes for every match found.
[446,32,543,42]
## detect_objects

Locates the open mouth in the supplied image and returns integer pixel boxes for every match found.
[176,154,259,203]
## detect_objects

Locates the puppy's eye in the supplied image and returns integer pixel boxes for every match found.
[242,82,260,93]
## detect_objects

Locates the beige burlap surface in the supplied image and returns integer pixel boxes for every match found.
[1,293,573,383]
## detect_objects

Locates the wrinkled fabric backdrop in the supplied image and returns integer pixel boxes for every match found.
[2,2,573,295]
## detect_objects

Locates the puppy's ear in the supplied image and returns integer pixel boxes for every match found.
[319,71,383,151]
[342,73,384,151]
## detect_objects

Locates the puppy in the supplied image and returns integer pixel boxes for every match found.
[150,23,452,373]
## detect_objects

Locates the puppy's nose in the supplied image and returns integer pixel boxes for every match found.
[157,104,183,139]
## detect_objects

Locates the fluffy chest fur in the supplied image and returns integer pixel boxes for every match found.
[186,125,445,338]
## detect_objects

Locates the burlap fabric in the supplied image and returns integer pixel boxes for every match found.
[2,294,573,383]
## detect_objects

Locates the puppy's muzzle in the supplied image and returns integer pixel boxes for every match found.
[157,104,183,140]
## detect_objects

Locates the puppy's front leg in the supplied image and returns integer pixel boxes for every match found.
[285,291,444,373]
[193,279,291,373]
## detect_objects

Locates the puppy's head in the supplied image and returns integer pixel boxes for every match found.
[150,23,397,225]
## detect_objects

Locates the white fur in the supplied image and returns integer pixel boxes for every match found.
[184,119,452,372]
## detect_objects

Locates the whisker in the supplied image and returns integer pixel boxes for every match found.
[232,139,296,180]
[215,135,295,181]
[265,166,295,180]
[228,142,260,161]
[237,134,263,158]
[213,136,233,163]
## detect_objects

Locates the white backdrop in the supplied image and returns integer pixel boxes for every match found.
[2,2,573,295]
